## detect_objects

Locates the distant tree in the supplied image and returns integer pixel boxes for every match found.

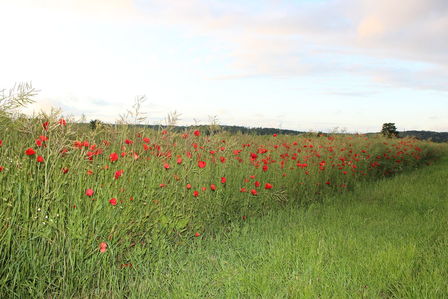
[89,119,102,130]
[381,123,399,138]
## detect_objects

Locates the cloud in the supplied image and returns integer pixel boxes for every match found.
[135,0,448,91]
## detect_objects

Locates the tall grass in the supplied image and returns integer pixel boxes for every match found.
[0,107,445,297]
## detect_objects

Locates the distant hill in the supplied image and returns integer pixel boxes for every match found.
[399,131,448,143]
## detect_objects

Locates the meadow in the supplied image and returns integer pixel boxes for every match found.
[0,110,446,298]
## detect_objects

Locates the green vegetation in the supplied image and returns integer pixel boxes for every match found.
[0,89,447,298]
[141,154,448,298]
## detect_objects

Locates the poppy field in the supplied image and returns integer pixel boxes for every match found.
[0,114,444,297]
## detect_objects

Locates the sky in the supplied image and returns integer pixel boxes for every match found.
[0,0,447,132]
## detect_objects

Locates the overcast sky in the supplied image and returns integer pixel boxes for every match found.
[0,0,447,132]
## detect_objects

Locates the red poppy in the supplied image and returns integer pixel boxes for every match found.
[42,121,49,130]
[109,152,118,162]
[262,165,268,172]
[143,137,150,143]
[62,167,69,174]
[58,118,66,126]
[164,163,170,170]
[193,190,199,197]
[250,189,257,196]
[186,183,192,189]
[0,166,4,172]
[159,184,167,188]
[99,242,107,253]
[85,189,94,197]
[25,148,36,155]
[254,181,261,187]
[194,232,201,237]
[114,170,124,179]
[35,139,42,147]
[109,198,117,206]
[36,155,44,163]
[265,183,273,189]
[198,161,206,168]
[221,177,227,184]
[201,187,207,191]
[124,139,133,145]
[219,156,226,163]
[0,140,3,146]
[194,130,200,137]
[210,184,217,191]
[177,157,183,164]
[273,133,277,137]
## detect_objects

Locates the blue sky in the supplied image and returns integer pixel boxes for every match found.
[0,0,447,132]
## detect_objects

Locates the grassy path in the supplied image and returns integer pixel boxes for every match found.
[135,157,448,298]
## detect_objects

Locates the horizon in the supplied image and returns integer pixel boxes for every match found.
[1,0,447,133]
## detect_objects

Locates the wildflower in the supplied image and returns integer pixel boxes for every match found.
[36,155,44,163]
[58,118,66,126]
[194,232,201,237]
[221,177,227,184]
[25,148,36,155]
[186,183,192,189]
[198,161,206,168]
[0,166,4,172]
[210,184,217,191]
[109,152,118,162]
[194,130,200,137]
[163,163,170,170]
[143,137,150,143]
[99,242,107,253]
[250,189,257,196]
[109,198,117,206]
[177,157,183,164]
[265,183,273,189]
[124,139,133,145]
[0,140,3,146]
[193,190,199,197]
[85,189,94,197]
[62,167,69,174]
[114,170,124,179]
[42,121,49,130]
[254,181,261,187]
[159,184,166,188]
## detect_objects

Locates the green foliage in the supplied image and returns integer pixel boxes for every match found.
[381,123,399,138]
[0,111,445,297]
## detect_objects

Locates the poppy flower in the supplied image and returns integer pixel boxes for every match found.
[265,183,273,189]
[262,165,268,172]
[194,130,200,137]
[85,189,94,197]
[210,184,217,191]
[250,189,257,196]
[35,139,43,147]
[159,184,166,188]
[273,133,277,137]
[219,156,226,163]
[109,198,117,206]
[254,181,261,187]
[240,187,247,193]
[198,161,206,168]
[62,167,69,174]
[0,140,3,146]
[194,232,201,237]
[114,170,124,179]
[177,157,183,164]
[193,190,199,197]
[0,166,4,172]
[58,118,66,126]
[221,177,227,184]
[42,121,49,130]
[109,152,118,162]
[143,137,150,143]
[99,242,107,253]
[25,148,36,156]
[163,163,170,170]
[36,155,44,163]
[186,183,192,189]
[201,187,207,191]
[124,139,133,145]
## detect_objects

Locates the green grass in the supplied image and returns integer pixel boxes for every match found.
[133,155,448,298]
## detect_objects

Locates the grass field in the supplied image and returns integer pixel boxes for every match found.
[0,112,447,298]
[138,155,448,298]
